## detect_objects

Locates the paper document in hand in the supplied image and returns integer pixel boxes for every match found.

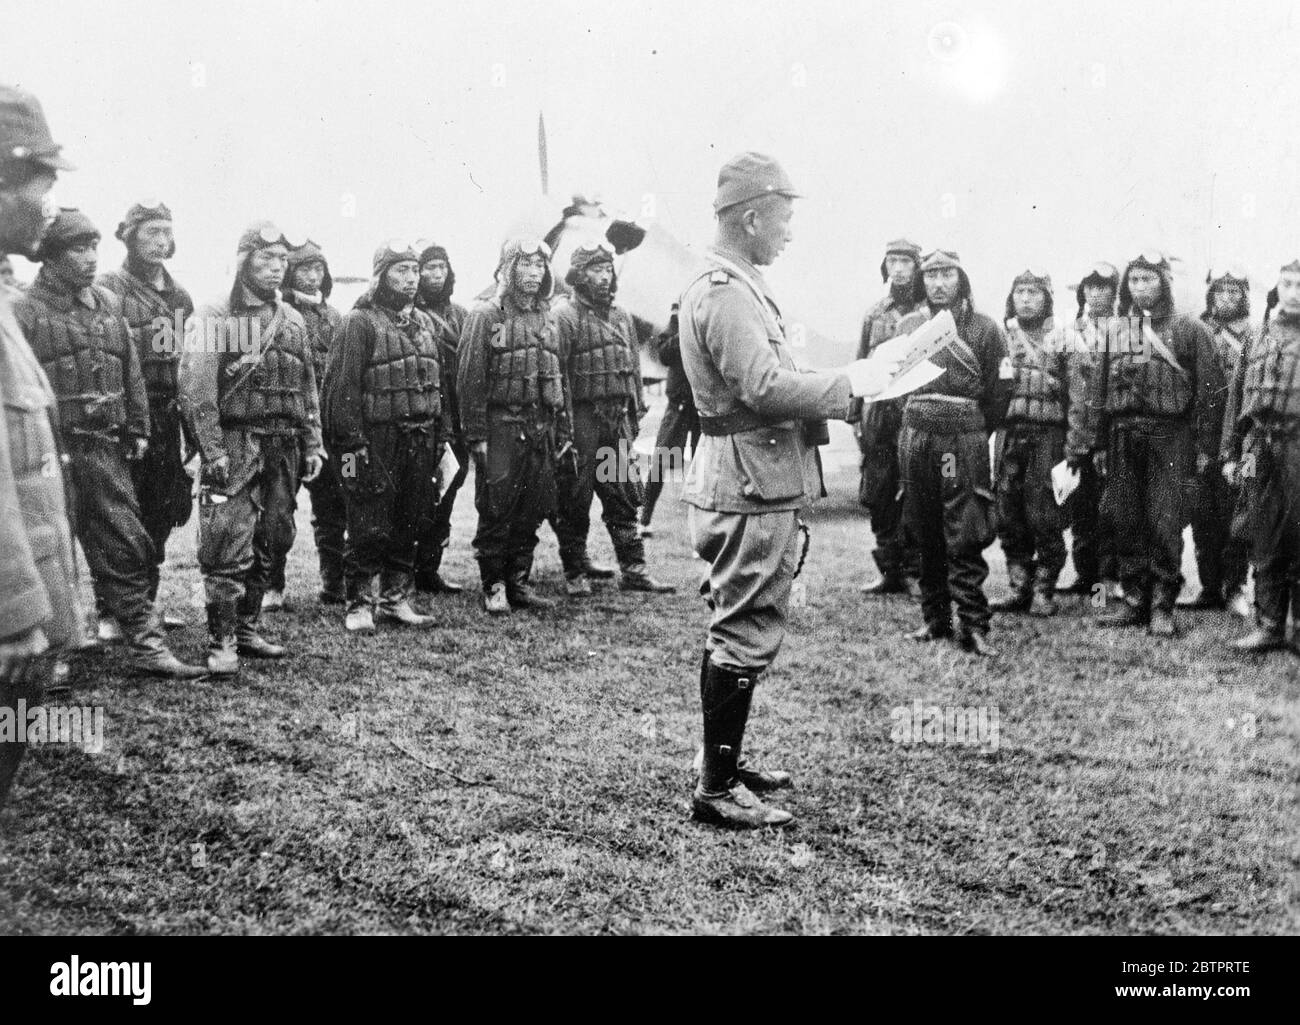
[1051,460,1080,506]
[859,308,957,403]
[439,444,461,489]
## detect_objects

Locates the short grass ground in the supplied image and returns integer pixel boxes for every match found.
[1,419,1296,935]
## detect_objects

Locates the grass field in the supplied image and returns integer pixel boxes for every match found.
[1,419,1297,935]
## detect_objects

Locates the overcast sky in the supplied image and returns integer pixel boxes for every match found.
[4,0,1297,355]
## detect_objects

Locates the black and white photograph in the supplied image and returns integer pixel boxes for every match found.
[0,0,1295,968]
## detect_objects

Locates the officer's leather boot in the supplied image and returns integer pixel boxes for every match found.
[205,601,239,677]
[691,655,793,829]
[345,576,377,633]
[237,587,288,658]
[689,650,792,792]
[620,562,676,593]
[992,562,1033,613]
[126,612,208,679]
[415,542,464,594]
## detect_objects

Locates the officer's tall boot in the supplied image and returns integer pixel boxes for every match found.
[125,609,207,679]
[346,574,378,632]
[992,561,1033,613]
[1029,566,1060,617]
[205,600,239,677]
[691,653,793,829]
[237,585,288,658]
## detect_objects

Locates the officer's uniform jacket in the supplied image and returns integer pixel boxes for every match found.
[0,284,83,648]
[678,245,853,514]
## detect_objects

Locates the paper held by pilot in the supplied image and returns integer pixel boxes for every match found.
[858,309,958,403]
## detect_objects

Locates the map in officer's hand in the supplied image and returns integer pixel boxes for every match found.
[859,308,958,403]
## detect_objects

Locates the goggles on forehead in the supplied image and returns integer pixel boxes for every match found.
[1208,262,1249,283]
[1014,266,1051,281]
[516,239,552,259]
[256,223,303,249]
[380,238,419,258]
[1132,249,1168,268]
[578,241,616,258]
[1084,261,1118,280]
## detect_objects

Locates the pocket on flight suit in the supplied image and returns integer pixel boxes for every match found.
[730,425,805,502]
[946,434,997,550]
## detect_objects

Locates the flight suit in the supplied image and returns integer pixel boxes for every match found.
[1221,312,1300,634]
[1188,315,1252,602]
[995,317,1070,601]
[457,290,568,593]
[97,262,194,606]
[552,290,647,577]
[854,293,922,583]
[899,302,1012,640]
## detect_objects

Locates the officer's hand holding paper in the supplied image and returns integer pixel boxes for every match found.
[854,308,958,402]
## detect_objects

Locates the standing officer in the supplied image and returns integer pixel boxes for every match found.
[412,241,469,594]
[1222,259,1300,653]
[678,152,896,829]
[1086,251,1222,637]
[0,83,85,807]
[1061,262,1120,597]
[457,238,568,614]
[97,199,193,632]
[1180,264,1253,613]
[992,269,1071,617]
[855,238,924,597]
[323,240,445,633]
[552,242,674,597]
[898,250,1012,656]
[16,209,204,678]
[639,302,699,536]
[179,222,323,675]
[270,239,344,607]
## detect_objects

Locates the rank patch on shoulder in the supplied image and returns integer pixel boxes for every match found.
[998,356,1014,379]
[709,269,730,285]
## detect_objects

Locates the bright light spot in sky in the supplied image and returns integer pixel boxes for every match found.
[929,23,1008,103]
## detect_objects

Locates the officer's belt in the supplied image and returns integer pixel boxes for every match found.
[903,395,984,433]
[698,405,789,436]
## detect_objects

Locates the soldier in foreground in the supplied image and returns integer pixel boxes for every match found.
[1086,251,1222,637]
[323,241,444,633]
[898,250,1012,656]
[552,243,674,597]
[16,209,204,678]
[179,223,323,675]
[992,269,1070,617]
[271,240,344,607]
[639,302,699,537]
[678,152,896,829]
[97,200,194,631]
[855,238,924,597]
[413,241,469,595]
[1180,264,1253,614]
[457,239,568,614]
[0,83,86,807]
[1222,259,1300,653]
